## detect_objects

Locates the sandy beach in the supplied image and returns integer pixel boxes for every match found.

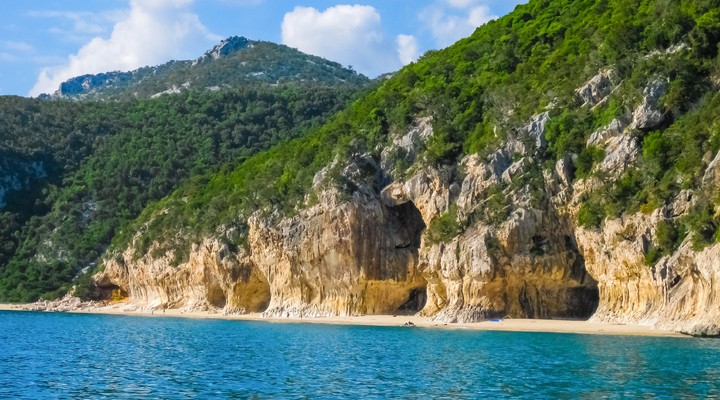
[0,302,687,338]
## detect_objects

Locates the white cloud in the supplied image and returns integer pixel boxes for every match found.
[281,5,401,77]
[421,1,498,48]
[396,34,419,65]
[29,0,219,96]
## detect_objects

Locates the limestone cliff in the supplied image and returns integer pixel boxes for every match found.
[96,117,599,324]
[93,16,720,337]
[96,102,720,336]
[575,199,720,337]
[98,238,270,314]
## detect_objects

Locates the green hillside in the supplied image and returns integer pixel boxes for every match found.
[0,85,364,302]
[114,0,720,286]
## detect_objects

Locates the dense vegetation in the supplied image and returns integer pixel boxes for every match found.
[118,0,720,276]
[0,84,365,302]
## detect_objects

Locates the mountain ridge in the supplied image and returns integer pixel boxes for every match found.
[41,36,368,100]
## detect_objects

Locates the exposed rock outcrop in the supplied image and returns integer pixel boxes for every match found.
[249,193,426,317]
[631,78,667,130]
[576,69,617,107]
[98,117,598,323]
[98,238,270,314]
[576,210,720,336]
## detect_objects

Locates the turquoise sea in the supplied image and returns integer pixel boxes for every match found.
[1,311,719,399]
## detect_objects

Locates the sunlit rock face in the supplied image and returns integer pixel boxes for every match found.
[576,210,720,337]
[97,238,270,314]
[97,119,598,323]
[100,107,720,337]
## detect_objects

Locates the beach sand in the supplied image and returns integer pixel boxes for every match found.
[0,302,687,337]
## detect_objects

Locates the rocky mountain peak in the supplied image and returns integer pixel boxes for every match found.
[194,36,251,65]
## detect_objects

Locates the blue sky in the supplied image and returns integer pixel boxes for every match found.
[0,0,526,97]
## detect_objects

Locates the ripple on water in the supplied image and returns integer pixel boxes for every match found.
[1,311,719,399]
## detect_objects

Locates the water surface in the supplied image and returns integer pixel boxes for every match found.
[1,311,719,398]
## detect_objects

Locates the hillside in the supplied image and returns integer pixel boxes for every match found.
[42,36,368,100]
[0,40,369,302]
[94,0,720,336]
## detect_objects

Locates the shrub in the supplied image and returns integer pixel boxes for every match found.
[578,198,605,228]
[425,205,461,245]
[574,146,605,179]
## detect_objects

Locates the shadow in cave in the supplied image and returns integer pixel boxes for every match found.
[514,235,600,319]
[395,287,428,316]
[386,201,426,250]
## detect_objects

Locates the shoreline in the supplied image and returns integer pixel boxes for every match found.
[0,303,687,338]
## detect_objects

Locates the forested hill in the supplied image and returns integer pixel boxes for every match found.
[0,39,369,302]
[94,0,720,335]
[43,36,368,100]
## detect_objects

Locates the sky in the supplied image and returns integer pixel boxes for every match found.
[0,0,526,97]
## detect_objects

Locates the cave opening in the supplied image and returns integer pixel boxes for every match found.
[228,266,272,313]
[395,287,428,315]
[92,282,127,302]
[207,283,227,309]
[386,200,426,250]
[569,243,600,319]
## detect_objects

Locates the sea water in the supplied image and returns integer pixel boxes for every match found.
[1,311,719,399]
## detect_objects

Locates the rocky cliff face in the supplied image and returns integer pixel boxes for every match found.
[95,67,720,336]
[96,116,598,323]
[574,190,720,336]
[98,238,270,313]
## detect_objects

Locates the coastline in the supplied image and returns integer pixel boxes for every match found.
[0,303,687,338]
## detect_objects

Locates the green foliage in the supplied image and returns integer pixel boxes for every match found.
[689,9,720,58]
[545,109,596,162]
[683,199,720,251]
[645,219,682,265]
[578,198,606,229]
[425,205,462,245]
[464,119,502,156]
[575,146,605,179]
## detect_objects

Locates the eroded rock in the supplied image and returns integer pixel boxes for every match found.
[631,78,667,130]
[576,209,720,336]
[576,69,617,107]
